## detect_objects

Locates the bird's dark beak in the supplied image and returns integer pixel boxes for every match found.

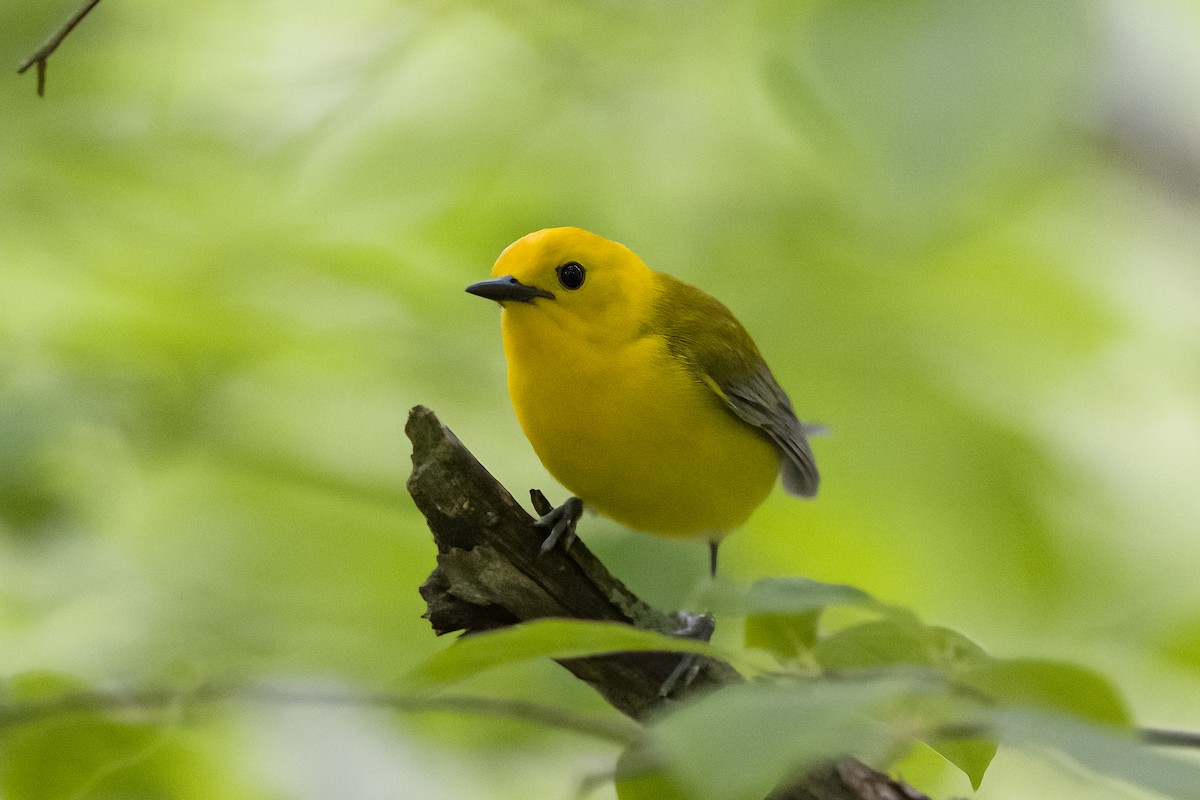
[465,275,555,303]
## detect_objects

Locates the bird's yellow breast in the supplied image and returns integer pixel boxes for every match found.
[501,297,779,538]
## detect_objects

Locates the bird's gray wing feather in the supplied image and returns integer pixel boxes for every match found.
[705,365,820,498]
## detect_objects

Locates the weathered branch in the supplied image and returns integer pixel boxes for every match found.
[16,0,104,97]
[407,405,740,719]
[407,405,933,800]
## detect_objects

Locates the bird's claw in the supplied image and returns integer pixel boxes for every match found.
[531,492,583,555]
[659,610,716,697]
[673,609,716,641]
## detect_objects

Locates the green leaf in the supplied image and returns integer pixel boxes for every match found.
[742,577,875,614]
[926,736,997,791]
[810,620,1132,789]
[407,619,726,687]
[0,673,260,800]
[921,626,990,674]
[810,620,998,785]
[641,679,908,800]
[814,617,990,676]
[814,619,932,670]
[615,740,689,800]
[702,577,875,617]
[959,658,1131,727]
[1,716,164,800]
[758,0,1094,244]
[744,611,820,664]
[732,579,876,664]
[1159,616,1200,674]
[898,652,1126,791]
[2,671,87,703]
[0,674,163,800]
[994,709,1200,800]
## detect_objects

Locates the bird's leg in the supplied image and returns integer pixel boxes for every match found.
[661,537,723,696]
[659,610,716,697]
[529,489,584,554]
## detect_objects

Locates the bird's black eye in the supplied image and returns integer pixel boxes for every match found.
[556,261,586,290]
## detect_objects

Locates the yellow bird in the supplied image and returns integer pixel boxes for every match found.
[467,227,818,574]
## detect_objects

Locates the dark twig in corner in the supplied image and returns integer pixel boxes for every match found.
[1142,727,1200,749]
[16,0,104,97]
[406,405,934,800]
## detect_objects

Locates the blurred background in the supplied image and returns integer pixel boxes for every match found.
[3,0,1200,797]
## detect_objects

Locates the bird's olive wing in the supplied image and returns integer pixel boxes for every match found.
[652,275,819,498]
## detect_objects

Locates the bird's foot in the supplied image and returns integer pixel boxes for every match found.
[530,490,584,554]
[659,610,716,697]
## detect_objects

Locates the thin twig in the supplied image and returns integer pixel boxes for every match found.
[252,685,642,744]
[940,721,1200,752]
[0,682,640,746]
[1141,727,1200,750]
[16,0,104,97]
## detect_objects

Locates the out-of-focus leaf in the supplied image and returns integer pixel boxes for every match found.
[815,619,932,671]
[814,617,990,676]
[737,577,875,663]
[407,619,726,688]
[2,671,87,704]
[641,680,906,800]
[743,577,875,614]
[615,739,689,800]
[1159,616,1200,674]
[757,0,1095,243]
[926,735,997,791]
[744,611,820,664]
[810,617,1130,788]
[810,618,998,785]
[0,711,166,800]
[0,391,66,530]
[959,658,1131,727]
[921,626,991,674]
[993,709,1200,800]
[0,673,181,800]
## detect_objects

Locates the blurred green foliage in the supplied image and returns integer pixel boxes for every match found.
[4,0,1200,797]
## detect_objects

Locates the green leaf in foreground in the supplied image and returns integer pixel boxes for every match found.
[810,619,1001,785]
[744,611,821,665]
[994,709,1200,800]
[815,618,989,674]
[407,619,727,687]
[926,735,998,791]
[1159,616,1200,674]
[701,576,875,618]
[615,740,689,800]
[742,577,875,614]
[737,578,877,664]
[815,619,933,671]
[2,671,88,705]
[960,658,1131,726]
[1,711,163,800]
[0,671,254,800]
[931,656,1131,790]
[636,680,906,800]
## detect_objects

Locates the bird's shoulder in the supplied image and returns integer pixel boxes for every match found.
[646,272,763,388]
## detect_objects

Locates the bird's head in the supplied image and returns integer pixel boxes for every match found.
[467,227,657,342]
